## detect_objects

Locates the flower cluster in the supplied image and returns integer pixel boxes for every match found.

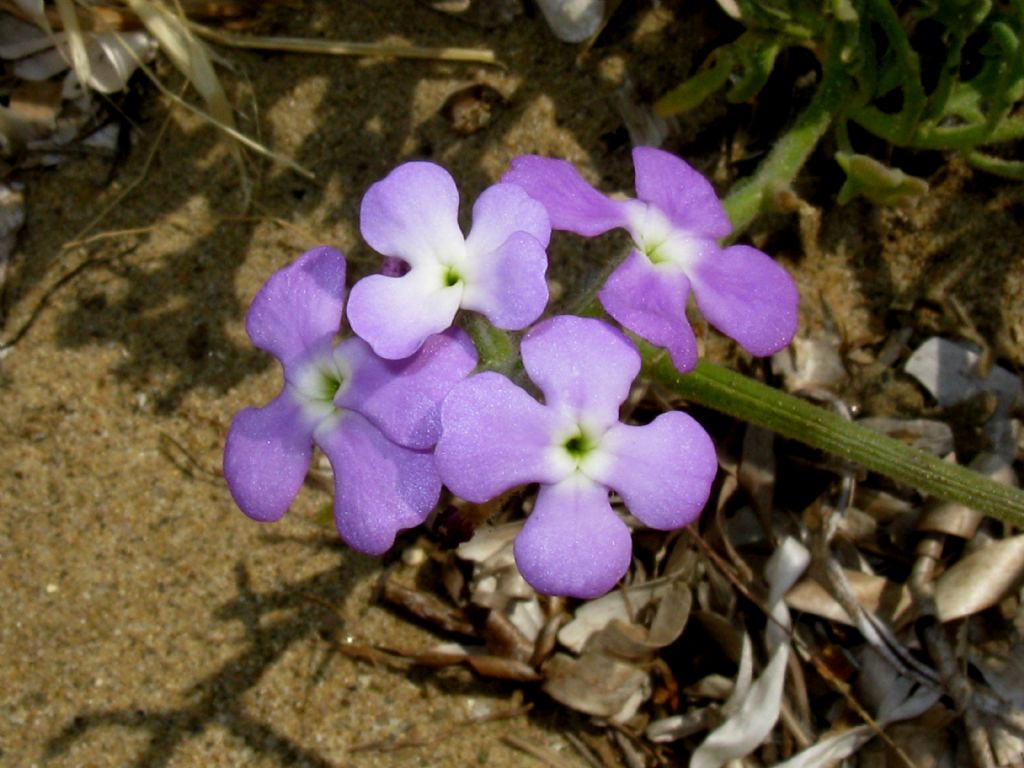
[225,148,798,598]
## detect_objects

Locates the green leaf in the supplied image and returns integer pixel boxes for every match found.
[835,151,929,205]
[654,50,734,116]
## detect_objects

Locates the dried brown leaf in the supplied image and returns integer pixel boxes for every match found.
[465,654,541,681]
[483,608,534,664]
[785,570,912,626]
[934,535,1024,622]
[376,580,477,637]
[557,581,670,654]
[543,651,649,721]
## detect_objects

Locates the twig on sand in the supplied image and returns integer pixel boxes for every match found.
[347,702,531,754]
[503,733,586,768]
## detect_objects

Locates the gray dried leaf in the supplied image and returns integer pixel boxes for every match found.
[75,31,156,95]
[690,643,789,768]
[12,45,67,81]
[0,13,50,58]
[684,674,736,701]
[858,646,942,723]
[689,537,807,765]
[646,709,711,743]
[905,337,1021,413]
[773,725,876,768]
[535,0,605,43]
[972,646,1024,707]
[933,535,1024,622]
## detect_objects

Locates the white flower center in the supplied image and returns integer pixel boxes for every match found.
[290,346,352,425]
[625,201,703,270]
[547,420,614,481]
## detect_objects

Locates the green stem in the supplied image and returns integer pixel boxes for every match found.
[464,314,517,372]
[644,350,1024,527]
[721,31,848,233]
[965,149,1024,180]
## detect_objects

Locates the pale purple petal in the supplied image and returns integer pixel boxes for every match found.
[513,479,632,598]
[521,315,639,428]
[346,272,463,360]
[631,146,732,240]
[316,412,441,555]
[360,162,466,268]
[502,155,630,236]
[436,372,571,501]
[591,412,717,530]
[465,181,551,253]
[223,392,313,522]
[461,231,549,330]
[689,244,799,357]
[335,328,478,450]
[598,250,700,373]
[245,246,346,370]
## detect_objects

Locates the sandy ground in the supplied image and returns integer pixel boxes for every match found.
[2,2,1023,767]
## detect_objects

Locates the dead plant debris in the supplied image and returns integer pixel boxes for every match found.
[345,330,1024,767]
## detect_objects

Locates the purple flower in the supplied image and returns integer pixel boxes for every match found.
[435,315,717,598]
[503,147,799,373]
[347,161,552,360]
[223,246,478,554]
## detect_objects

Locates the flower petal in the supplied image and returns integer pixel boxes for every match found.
[436,372,571,502]
[346,272,463,360]
[461,231,549,330]
[502,155,629,236]
[245,246,346,369]
[335,328,478,450]
[522,315,639,429]
[360,161,466,268]
[591,411,717,530]
[598,250,700,373]
[631,146,733,240]
[465,181,551,253]
[689,243,799,358]
[513,478,632,598]
[316,412,441,555]
[223,391,313,522]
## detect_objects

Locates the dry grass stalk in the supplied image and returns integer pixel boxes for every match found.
[189,23,500,65]
[122,0,243,178]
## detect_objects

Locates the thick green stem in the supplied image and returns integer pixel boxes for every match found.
[645,350,1024,527]
[721,34,848,233]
